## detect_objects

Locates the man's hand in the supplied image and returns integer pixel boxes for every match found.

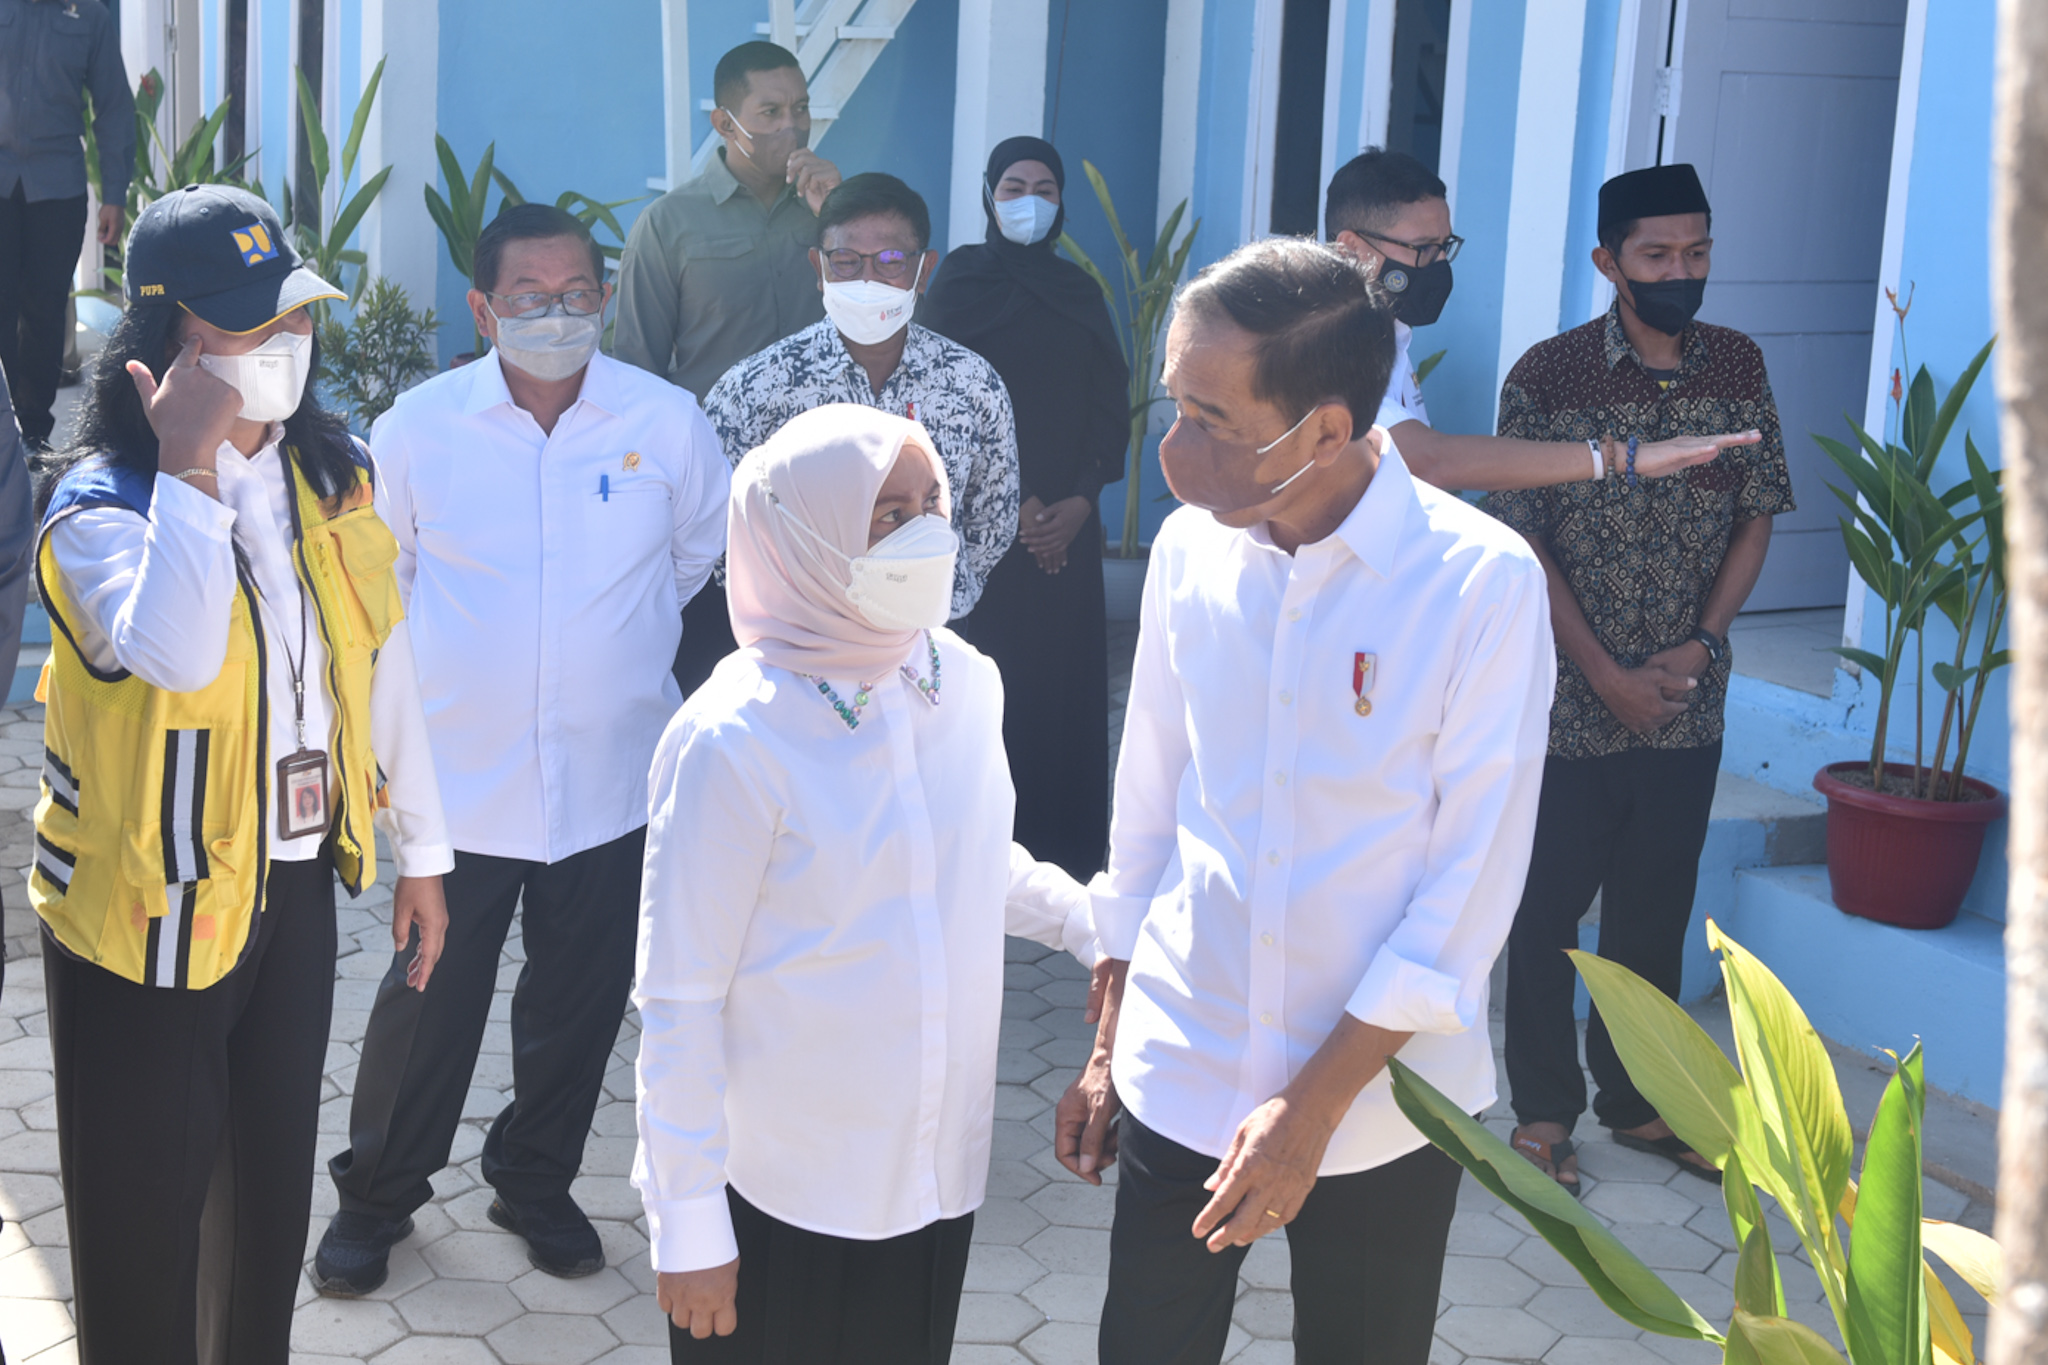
[392,875,449,991]
[96,203,124,246]
[1595,659,1696,735]
[1644,640,1713,683]
[1191,1096,1335,1252]
[1019,495,1091,575]
[127,338,239,479]
[658,1260,740,1339]
[1633,429,1761,480]
[787,149,842,215]
[1054,1051,1121,1185]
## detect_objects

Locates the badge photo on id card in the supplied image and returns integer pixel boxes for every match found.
[278,749,330,840]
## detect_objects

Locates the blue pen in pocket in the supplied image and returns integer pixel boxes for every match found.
[600,474,610,502]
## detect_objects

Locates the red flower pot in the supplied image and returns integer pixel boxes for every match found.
[1812,762,2006,930]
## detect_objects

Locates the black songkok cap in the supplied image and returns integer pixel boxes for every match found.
[1597,163,1711,236]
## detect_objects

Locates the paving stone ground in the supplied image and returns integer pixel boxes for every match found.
[0,675,2001,1362]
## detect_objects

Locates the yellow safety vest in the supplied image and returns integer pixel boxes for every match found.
[32,446,404,989]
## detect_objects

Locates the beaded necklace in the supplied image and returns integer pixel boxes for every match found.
[802,633,942,731]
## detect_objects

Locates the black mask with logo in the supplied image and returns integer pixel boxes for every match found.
[1377,258,1454,327]
[1622,275,1706,335]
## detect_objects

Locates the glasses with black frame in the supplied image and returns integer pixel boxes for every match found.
[485,288,607,319]
[820,248,919,282]
[1358,230,1465,268]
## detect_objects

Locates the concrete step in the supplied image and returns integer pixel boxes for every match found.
[1723,863,2005,1114]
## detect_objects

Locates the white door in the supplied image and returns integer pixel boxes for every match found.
[1656,0,1908,611]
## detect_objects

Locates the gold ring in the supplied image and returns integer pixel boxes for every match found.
[1264,1209,1283,1220]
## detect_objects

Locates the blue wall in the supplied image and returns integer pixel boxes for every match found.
[818,0,959,249]
[1417,0,1525,435]
[1559,0,1618,333]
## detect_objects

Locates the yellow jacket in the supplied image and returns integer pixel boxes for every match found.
[32,447,403,988]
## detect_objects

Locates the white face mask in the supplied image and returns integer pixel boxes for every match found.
[490,306,601,381]
[819,255,925,347]
[198,329,312,423]
[776,499,959,632]
[992,194,1059,246]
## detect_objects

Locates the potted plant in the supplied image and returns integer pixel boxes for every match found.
[1059,162,1198,623]
[1812,314,2006,929]
[316,276,439,430]
[1391,923,2003,1364]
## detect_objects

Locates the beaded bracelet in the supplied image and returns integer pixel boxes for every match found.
[1625,436,1639,489]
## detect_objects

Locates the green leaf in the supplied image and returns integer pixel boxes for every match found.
[423,185,468,277]
[1965,435,2005,588]
[1921,1219,2002,1305]
[1570,951,1746,1165]
[341,56,385,186]
[434,136,471,224]
[327,166,393,264]
[1921,336,1996,475]
[1724,1148,1766,1249]
[1413,349,1448,387]
[1144,199,1188,281]
[294,68,330,190]
[1734,1222,1787,1318]
[1081,159,1137,276]
[1845,1046,1928,1365]
[1828,646,1887,675]
[493,167,529,208]
[1725,1310,1850,1365]
[468,143,498,235]
[1903,365,1937,475]
[1710,925,1854,1299]
[1930,662,1977,693]
[1387,1060,1722,1342]
[1057,233,1116,310]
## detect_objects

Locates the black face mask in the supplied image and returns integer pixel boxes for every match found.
[1377,258,1454,327]
[1623,275,1706,335]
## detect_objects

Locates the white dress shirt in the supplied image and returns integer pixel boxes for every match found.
[633,633,1095,1272]
[371,351,731,863]
[1376,320,1432,432]
[1093,445,1555,1174]
[48,438,453,874]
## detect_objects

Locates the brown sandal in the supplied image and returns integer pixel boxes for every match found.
[1511,1127,1584,1199]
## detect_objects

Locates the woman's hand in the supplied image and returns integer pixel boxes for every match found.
[392,875,449,991]
[659,1261,740,1339]
[1019,495,1092,575]
[126,338,238,484]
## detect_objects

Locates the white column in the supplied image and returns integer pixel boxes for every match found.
[948,0,1051,251]
[1437,0,1476,217]
[660,0,692,192]
[1356,0,1397,153]
[358,0,439,304]
[1492,0,1588,416]
[1157,0,1204,233]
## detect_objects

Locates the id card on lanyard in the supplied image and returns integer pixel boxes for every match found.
[272,548,330,841]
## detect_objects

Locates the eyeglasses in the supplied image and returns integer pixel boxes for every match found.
[822,248,918,282]
[485,289,605,319]
[1359,230,1465,267]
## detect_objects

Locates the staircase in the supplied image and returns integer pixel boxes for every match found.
[692,0,923,177]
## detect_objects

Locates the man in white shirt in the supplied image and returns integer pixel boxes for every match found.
[1054,239,1556,1364]
[315,204,731,1294]
[1324,148,1759,490]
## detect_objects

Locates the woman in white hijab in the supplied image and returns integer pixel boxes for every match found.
[632,404,1097,1364]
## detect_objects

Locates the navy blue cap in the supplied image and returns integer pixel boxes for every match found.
[123,184,343,332]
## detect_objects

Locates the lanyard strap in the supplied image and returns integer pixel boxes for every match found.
[267,549,314,753]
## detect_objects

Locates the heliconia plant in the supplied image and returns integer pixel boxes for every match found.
[1388,923,2001,1365]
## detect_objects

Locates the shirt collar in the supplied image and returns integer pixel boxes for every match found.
[700,149,747,205]
[1247,437,1413,580]
[461,347,612,418]
[1601,300,1711,379]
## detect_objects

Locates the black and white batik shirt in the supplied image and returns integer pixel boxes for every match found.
[703,320,1022,619]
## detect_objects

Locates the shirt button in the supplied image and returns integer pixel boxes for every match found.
[1274,771,1288,787]
[1278,690,1293,705]
[1266,850,1280,866]
[1261,933,1275,946]
[1287,607,1302,622]
[1260,1012,1274,1025]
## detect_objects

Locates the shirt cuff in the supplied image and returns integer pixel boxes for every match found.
[391,840,455,879]
[646,1189,740,1273]
[1344,946,1477,1036]
[150,471,237,535]
[1087,874,1150,962]
[1060,899,1098,966]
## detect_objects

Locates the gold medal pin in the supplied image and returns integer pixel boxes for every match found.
[1353,652,1376,717]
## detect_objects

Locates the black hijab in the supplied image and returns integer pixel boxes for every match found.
[922,137,1129,502]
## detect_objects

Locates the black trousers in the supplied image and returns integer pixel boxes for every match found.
[329,826,645,1218]
[669,1188,973,1365]
[1099,1114,1463,1365]
[46,857,337,1365]
[1504,741,1722,1133]
[0,186,87,447]
[673,582,738,699]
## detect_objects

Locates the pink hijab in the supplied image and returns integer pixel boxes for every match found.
[727,404,952,680]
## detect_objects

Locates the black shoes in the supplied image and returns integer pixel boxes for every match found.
[488,1193,606,1278]
[312,1211,416,1297]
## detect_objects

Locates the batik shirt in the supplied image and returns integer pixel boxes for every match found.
[703,320,1021,619]
[1483,304,1795,759]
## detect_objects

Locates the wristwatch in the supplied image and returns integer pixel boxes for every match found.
[1689,627,1726,665]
